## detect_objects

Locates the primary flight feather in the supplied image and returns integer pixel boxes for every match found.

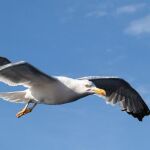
[0,56,149,121]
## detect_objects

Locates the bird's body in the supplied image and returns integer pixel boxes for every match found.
[28,76,90,105]
[0,56,149,121]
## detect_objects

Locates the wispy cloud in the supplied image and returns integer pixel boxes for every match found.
[85,10,108,18]
[59,2,148,23]
[125,15,150,35]
[85,3,146,18]
[116,3,146,14]
[85,2,114,18]
[86,11,108,17]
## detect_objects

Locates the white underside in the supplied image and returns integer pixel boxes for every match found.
[0,76,90,105]
[28,82,82,104]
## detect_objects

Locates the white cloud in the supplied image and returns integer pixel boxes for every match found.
[125,15,150,35]
[85,3,146,19]
[116,3,146,14]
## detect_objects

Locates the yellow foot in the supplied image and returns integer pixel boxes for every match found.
[16,108,31,118]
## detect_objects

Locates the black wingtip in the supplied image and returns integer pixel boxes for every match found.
[0,56,11,66]
[125,106,150,121]
[132,110,150,122]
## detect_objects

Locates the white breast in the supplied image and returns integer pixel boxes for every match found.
[29,77,85,105]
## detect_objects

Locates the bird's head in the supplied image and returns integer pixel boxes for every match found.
[82,80,106,96]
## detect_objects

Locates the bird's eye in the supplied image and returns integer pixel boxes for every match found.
[85,84,91,88]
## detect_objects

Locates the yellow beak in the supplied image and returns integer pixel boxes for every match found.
[93,88,106,96]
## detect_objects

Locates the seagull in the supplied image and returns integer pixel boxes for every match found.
[0,57,149,121]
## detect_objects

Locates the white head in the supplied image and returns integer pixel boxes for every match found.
[73,79,106,96]
[57,76,106,96]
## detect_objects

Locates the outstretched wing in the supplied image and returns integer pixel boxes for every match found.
[80,76,150,121]
[0,60,57,87]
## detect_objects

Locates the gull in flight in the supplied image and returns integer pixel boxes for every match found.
[0,57,149,121]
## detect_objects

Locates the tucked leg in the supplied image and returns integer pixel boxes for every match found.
[16,103,37,118]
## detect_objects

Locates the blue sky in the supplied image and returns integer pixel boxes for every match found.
[0,0,150,150]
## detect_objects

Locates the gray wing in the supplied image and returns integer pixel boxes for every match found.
[80,76,150,121]
[0,61,57,87]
